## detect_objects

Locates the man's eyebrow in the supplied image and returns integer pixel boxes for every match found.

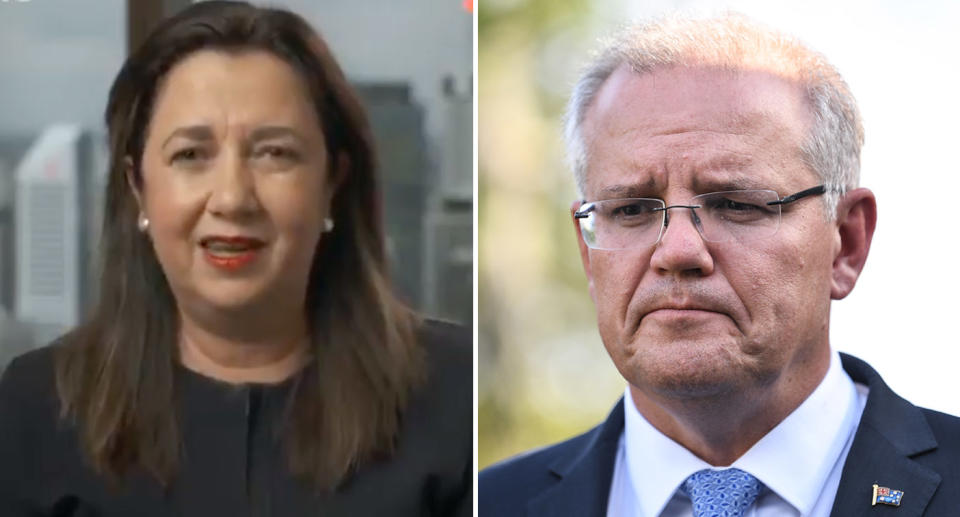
[595,182,655,200]
[691,176,769,192]
[161,125,215,150]
[686,153,768,189]
[699,152,753,172]
[249,125,303,143]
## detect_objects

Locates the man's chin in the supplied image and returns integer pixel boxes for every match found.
[640,368,745,400]
[635,309,736,337]
[615,336,752,399]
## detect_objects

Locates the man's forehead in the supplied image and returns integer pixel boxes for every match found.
[591,166,776,200]
[583,64,809,140]
[580,64,813,197]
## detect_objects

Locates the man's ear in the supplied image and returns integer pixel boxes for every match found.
[831,187,877,300]
[124,157,143,209]
[571,200,597,302]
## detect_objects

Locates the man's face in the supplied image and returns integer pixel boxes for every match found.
[577,65,839,401]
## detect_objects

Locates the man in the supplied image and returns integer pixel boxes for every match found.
[480,14,960,517]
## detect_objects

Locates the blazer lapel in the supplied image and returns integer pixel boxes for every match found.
[527,399,624,517]
[830,354,942,517]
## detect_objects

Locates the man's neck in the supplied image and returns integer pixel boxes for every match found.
[629,352,831,466]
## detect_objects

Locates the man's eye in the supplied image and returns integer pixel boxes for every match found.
[611,202,652,217]
[714,198,761,212]
[704,196,777,223]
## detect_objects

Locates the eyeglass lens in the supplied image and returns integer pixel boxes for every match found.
[578,190,783,250]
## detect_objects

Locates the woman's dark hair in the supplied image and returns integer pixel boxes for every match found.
[53,1,423,491]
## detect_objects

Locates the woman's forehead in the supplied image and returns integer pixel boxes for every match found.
[146,49,321,143]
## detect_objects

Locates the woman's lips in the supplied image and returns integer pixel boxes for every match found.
[199,235,266,249]
[202,247,261,270]
[199,236,266,271]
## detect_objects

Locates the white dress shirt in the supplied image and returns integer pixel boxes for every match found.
[606,350,869,517]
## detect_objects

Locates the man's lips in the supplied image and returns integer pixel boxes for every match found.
[637,301,734,326]
[644,307,725,319]
[628,284,741,332]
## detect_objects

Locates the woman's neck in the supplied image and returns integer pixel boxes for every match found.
[177,312,311,384]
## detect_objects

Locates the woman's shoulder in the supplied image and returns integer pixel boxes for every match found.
[417,318,472,395]
[411,317,471,410]
[0,344,58,397]
[0,343,60,420]
[418,318,471,368]
[0,344,63,488]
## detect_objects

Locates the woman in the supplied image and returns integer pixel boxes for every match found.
[0,2,471,515]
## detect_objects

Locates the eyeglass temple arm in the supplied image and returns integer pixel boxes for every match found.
[766,185,827,206]
[574,204,594,219]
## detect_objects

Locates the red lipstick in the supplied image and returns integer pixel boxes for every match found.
[200,235,265,271]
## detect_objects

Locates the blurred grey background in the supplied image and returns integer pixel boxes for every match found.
[0,0,473,370]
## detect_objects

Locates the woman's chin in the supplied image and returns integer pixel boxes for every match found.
[192,282,271,312]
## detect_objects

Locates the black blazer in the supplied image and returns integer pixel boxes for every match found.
[0,320,472,517]
[480,354,960,516]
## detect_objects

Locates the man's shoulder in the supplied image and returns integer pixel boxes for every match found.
[842,353,960,433]
[921,405,960,432]
[480,427,601,515]
[482,426,598,483]
[917,406,960,455]
[836,354,960,514]
[479,397,625,517]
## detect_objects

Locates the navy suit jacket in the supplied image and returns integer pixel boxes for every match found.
[480,354,960,516]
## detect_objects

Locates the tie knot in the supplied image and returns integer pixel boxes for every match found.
[683,468,763,517]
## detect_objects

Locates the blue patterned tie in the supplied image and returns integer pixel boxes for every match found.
[682,468,763,517]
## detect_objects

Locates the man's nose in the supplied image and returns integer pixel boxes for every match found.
[649,207,715,276]
[207,150,260,217]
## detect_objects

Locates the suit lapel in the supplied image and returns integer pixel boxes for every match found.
[830,354,941,517]
[527,399,624,517]
[523,355,942,517]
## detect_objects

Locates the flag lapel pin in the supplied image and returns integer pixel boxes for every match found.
[872,484,904,507]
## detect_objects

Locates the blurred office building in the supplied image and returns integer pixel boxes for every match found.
[0,0,473,371]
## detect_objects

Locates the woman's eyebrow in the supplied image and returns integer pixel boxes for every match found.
[161,125,215,150]
[249,125,303,143]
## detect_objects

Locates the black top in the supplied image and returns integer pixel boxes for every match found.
[0,320,472,517]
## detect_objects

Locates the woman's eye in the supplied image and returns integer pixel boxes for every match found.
[256,146,298,161]
[170,148,205,164]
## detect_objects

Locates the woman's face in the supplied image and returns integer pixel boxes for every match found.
[135,49,333,315]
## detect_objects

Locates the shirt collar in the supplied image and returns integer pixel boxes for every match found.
[623,350,860,517]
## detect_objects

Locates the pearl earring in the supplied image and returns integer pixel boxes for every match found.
[323,217,335,233]
[137,213,150,232]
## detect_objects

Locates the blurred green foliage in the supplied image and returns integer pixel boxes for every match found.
[478,0,626,469]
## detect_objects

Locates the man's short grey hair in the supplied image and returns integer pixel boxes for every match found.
[564,13,863,219]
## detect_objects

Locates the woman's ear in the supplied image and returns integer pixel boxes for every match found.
[124,157,143,209]
[329,152,349,194]
[322,152,349,212]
